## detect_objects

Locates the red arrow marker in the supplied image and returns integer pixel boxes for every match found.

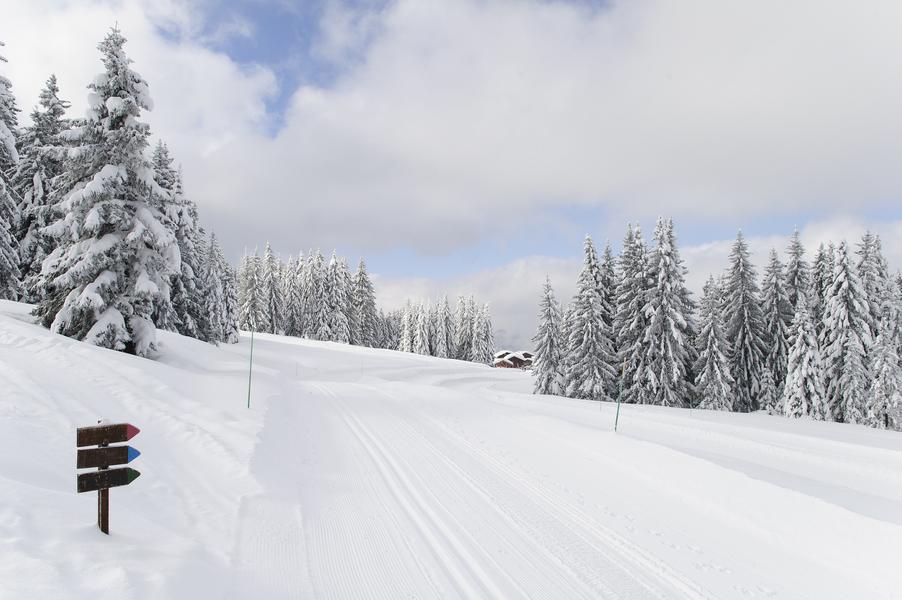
[125,424,140,441]
[77,423,141,447]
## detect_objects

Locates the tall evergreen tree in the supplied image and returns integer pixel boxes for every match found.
[856,232,891,338]
[811,243,835,332]
[782,297,826,419]
[761,249,793,394]
[470,303,494,365]
[221,257,240,344]
[322,252,350,343]
[694,276,734,410]
[0,41,17,169]
[820,241,871,423]
[481,303,495,363]
[199,233,225,344]
[0,173,19,300]
[151,143,201,338]
[565,235,617,401]
[0,41,21,300]
[413,301,431,355]
[282,253,305,337]
[867,297,902,430]
[784,228,810,315]
[532,276,566,396]
[238,251,264,332]
[351,258,377,347]
[260,242,282,334]
[641,218,693,407]
[599,242,617,330]
[11,74,71,297]
[434,295,453,359]
[723,231,767,411]
[454,295,474,360]
[303,250,326,339]
[615,224,653,403]
[398,301,413,352]
[34,29,178,355]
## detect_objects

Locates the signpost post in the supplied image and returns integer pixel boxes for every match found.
[76,422,141,534]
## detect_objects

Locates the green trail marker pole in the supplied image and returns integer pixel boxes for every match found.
[614,360,625,432]
[247,330,255,409]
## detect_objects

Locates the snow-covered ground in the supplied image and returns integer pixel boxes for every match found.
[1,299,901,600]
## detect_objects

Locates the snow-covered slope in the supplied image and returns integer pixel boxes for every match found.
[1,299,901,600]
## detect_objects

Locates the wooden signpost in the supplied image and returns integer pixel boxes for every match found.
[76,422,141,534]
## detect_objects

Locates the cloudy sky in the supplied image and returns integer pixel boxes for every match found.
[2,0,902,348]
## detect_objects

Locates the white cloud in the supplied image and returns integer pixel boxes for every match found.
[3,0,902,348]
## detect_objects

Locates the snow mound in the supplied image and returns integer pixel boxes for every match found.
[1,300,901,599]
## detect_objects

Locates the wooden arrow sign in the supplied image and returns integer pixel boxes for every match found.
[77,446,141,469]
[76,423,140,447]
[77,467,141,494]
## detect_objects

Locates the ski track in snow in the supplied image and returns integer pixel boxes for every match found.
[2,300,902,600]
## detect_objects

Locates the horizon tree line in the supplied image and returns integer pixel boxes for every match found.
[532,218,902,431]
[236,246,496,365]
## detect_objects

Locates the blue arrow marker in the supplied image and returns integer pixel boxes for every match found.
[127,446,141,463]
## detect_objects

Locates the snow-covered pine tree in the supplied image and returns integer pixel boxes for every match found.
[599,242,617,329]
[470,303,494,365]
[694,276,734,411]
[482,303,495,363]
[784,228,810,316]
[820,241,872,424]
[642,218,693,407]
[220,256,240,344]
[281,254,296,335]
[351,258,377,347]
[11,74,71,299]
[414,301,431,355]
[782,296,826,419]
[597,240,620,396]
[0,41,17,168]
[34,29,179,355]
[615,225,653,403]
[434,295,453,358]
[339,258,355,343]
[867,296,902,430]
[150,143,201,338]
[0,41,22,300]
[0,173,19,300]
[260,242,282,334]
[238,251,264,332]
[198,233,224,344]
[398,301,413,352]
[322,252,350,343]
[758,366,780,416]
[811,243,835,333]
[532,276,566,396]
[761,248,793,396]
[454,295,473,360]
[564,235,617,401]
[856,232,891,338]
[723,231,767,412]
[282,253,305,337]
[303,250,326,339]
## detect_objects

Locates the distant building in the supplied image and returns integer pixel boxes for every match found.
[493,350,534,369]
